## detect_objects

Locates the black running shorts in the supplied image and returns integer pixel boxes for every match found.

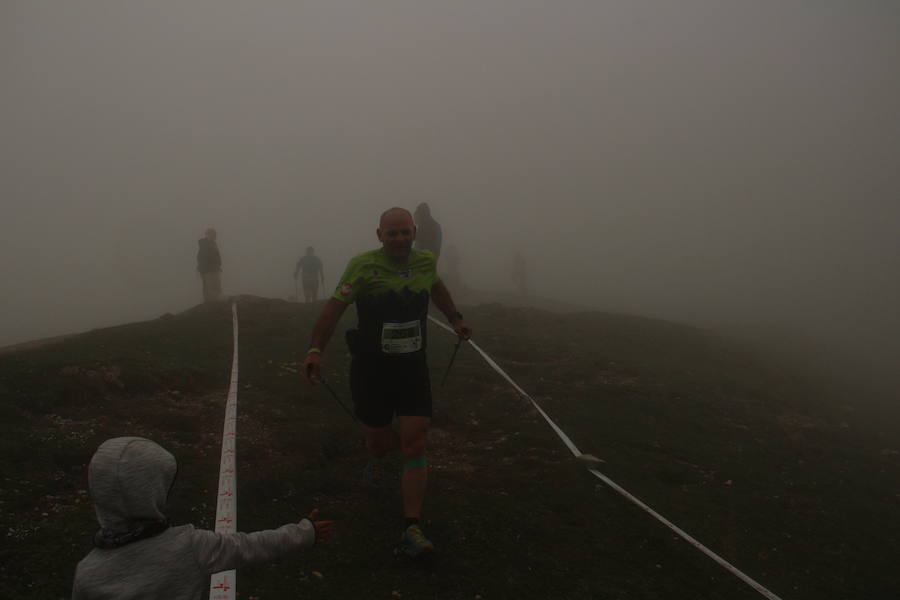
[302,276,319,293]
[349,354,432,427]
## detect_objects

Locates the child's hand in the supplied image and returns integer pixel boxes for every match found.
[307,509,334,543]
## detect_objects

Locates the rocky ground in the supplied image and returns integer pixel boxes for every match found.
[1,298,897,599]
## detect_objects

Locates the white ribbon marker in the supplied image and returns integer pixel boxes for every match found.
[428,315,785,600]
[210,303,240,600]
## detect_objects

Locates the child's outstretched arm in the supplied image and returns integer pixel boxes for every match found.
[306,509,334,542]
[191,509,333,574]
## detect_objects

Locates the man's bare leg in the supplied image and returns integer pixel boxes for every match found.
[361,424,392,488]
[365,424,392,458]
[398,415,433,556]
[399,416,430,518]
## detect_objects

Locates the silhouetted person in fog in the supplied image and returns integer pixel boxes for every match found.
[413,203,442,260]
[196,228,222,303]
[512,251,527,296]
[294,246,325,303]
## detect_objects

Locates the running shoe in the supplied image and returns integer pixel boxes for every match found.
[400,524,434,558]
[362,457,385,489]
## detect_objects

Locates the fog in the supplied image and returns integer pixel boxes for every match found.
[3,2,898,396]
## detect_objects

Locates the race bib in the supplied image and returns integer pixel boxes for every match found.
[381,320,423,354]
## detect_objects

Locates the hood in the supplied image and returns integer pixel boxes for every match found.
[89,437,177,534]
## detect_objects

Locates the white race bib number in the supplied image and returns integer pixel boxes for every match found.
[381,320,423,354]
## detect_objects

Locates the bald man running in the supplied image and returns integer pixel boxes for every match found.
[302,207,471,558]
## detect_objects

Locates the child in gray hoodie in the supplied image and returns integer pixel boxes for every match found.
[72,436,332,599]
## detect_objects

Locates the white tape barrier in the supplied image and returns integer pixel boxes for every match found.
[210,303,240,600]
[428,315,784,600]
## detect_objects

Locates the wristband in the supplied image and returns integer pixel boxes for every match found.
[447,311,463,324]
[307,347,321,355]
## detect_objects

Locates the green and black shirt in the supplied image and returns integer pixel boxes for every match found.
[333,248,440,358]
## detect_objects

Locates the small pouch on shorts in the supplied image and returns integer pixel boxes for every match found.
[380,320,423,355]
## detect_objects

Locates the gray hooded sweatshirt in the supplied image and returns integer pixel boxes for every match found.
[72,437,315,599]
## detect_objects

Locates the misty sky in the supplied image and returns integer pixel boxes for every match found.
[2,2,898,388]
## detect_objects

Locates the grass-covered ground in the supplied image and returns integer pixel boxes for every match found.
[1,297,897,599]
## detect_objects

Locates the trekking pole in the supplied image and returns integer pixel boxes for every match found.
[319,375,358,423]
[440,338,463,387]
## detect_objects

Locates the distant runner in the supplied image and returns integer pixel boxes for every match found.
[413,203,442,260]
[197,228,222,303]
[294,246,325,303]
[302,207,471,558]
